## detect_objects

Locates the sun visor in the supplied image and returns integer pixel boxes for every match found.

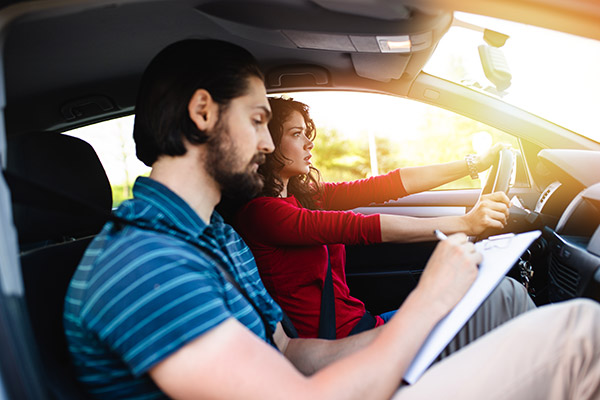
[282,30,432,53]
[283,31,358,52]
[310,0,439,20]
[350,53,410,82]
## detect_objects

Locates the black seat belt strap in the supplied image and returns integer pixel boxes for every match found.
[207,259,277,345]
[318,247,336,339]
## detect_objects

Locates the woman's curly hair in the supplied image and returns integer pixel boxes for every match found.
[259,97,322,209]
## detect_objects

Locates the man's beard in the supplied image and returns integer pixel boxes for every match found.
[204,118,265,206]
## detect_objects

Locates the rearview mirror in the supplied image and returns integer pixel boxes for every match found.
[478,44,512,91]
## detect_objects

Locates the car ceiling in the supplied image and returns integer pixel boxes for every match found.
[1,0,599,135]
[1,0,452,135]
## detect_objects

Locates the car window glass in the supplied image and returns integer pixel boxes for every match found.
[425,12,600,143]
[64,91,522,205]
[63,115,150,207]
[278,91,520,190]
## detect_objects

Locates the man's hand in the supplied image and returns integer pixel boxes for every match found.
[477,143,512,172]
[462,192,510,235]
[415,233,481,315]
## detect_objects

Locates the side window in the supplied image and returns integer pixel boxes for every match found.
[281,92,521,190]
[63,115,150,207]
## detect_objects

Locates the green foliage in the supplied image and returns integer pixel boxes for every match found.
[312,128,370,182]
[373,135,402,176]
[311,105,519,190]
[111,184,133,208]
[111,171,151,207]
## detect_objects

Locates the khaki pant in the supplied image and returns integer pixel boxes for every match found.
[440,276,536,360]
[393,297,600,400]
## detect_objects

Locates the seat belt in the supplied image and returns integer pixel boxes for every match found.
[318,247,336,340]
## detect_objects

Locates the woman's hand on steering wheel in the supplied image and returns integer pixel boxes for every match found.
[462,192,510,236]
[477,143,512,172]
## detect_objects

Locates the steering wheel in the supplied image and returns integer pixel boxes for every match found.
[475,148,515,241]
[479,148,515,199]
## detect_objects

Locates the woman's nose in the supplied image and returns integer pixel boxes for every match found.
[305,138,314,150]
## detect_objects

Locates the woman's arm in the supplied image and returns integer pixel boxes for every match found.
[236,197,381,246]
[237,189,508,248]
[400,144,508,195]
[321,143,508,208]
[400,160,471,195]
[379,191,510,242]
[320,169,407,211]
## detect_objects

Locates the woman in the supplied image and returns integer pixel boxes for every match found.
[234,97,510,339]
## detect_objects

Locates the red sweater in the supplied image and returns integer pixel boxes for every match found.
[234,169,408,338]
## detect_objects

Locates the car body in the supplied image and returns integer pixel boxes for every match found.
[0,0,599,398]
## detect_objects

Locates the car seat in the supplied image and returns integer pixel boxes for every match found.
[6,131,112,399]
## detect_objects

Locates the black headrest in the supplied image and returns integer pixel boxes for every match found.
[6,132,112,247]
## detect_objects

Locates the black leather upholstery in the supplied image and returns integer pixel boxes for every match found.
[7,132,112,247]
[6,132,112,399]
[20,238,94,399]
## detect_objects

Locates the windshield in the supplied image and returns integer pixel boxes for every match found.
[425,12,600,143]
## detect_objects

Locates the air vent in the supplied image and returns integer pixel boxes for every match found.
[548,253,580,300]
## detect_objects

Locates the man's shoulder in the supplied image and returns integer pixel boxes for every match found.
[73,225,222,299]
[96,225,222,273]
[67,225,229,324]
[93,220,183,254]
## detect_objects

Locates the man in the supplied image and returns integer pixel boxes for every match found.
[64,39,600,400]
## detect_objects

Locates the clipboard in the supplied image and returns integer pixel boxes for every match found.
[403,230,541,384]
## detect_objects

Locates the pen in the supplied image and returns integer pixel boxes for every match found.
[434,229,448,241]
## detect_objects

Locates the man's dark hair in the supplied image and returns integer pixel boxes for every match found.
[134,39,264,166]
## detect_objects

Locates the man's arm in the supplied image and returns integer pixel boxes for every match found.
[276,321,383,376]
[150,291,441,400]
[150,234,480,400]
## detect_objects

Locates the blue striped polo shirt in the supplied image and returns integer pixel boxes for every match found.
[64,176,283,399]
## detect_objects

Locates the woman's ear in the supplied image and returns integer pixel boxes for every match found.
[188,89,217,131]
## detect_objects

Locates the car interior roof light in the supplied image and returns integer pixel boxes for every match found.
[377,35,411,53]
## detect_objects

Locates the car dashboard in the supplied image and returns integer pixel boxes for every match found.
[521,149,600,305]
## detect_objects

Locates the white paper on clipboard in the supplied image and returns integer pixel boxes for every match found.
[403,230,541,384]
